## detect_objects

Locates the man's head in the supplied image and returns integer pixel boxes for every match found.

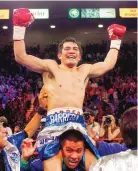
[58,37,82,68]
[104,115,116,126]
[84,109,96,125]
[0,116,8,124]
[60,130,85,169]
[0,116,8,127]
[14,125,21,133]
[120,106,137,148]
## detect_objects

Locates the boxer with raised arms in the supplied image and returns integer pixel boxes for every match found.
[13,8,126,171]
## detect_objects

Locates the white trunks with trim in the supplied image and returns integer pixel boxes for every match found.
[36,107,100,160]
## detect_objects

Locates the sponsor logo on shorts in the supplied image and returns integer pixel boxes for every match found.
[49,112,80,125]
[38,136,57,145]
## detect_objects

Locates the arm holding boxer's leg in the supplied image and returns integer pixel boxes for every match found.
[25,87,48,138]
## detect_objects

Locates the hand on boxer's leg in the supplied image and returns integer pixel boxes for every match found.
[107,24,126,50]
[13,8,35,40]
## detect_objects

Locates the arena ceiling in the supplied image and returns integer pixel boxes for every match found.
[0,1,137,33]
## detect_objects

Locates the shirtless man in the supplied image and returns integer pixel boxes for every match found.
[13,8,126,171]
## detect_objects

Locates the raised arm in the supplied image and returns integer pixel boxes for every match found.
[24,113,41,138]
[14,41,56,73]
[13,8,58,73]
[86,24,126,78]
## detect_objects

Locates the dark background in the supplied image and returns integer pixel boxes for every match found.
[0,1,137,31]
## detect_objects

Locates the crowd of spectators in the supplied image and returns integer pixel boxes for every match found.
[0,41,137,138]
[0,40,137,171]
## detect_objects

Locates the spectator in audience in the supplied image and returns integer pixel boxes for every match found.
[0,109,42,171]
[84,109,100,140]
[90,106,138,171]
[99,115,122,141]
[0,89,47,171]
[0,116,12,138]
[13,125,21,134]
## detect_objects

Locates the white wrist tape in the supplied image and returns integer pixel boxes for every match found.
[13,26,26,40]
[110,40,122,50]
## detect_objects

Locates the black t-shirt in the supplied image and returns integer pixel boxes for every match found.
[0,152,6,171]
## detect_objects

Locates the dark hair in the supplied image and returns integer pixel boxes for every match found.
[84,108,95,116]
[60,129,84,146]
[58,37,82,56]
[0,116,8,124]
[120,106,137,148]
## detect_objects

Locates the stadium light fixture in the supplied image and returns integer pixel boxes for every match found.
[50,25,56,28]
[98,24,103,28]
[2,25,8,29]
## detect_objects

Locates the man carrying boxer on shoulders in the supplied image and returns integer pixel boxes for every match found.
[13,8,126,171]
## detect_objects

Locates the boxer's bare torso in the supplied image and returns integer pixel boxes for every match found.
[14,40,119,115]
[43,63,90,111]
[13,10,125,170]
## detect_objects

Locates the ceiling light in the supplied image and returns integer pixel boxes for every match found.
[3,26,8,29]
[98,24,103,28]
[50,25,56,28]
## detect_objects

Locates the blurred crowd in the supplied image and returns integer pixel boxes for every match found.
[0,40,137,171]
[0,41,137,140]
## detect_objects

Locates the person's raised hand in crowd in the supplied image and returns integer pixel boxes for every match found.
[21,138,37,162]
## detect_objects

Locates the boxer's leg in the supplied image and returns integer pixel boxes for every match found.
[43,150,62,171]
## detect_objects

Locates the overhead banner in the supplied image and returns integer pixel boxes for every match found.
[14,9,49,19]
[68,8,80,18]
[0,9,9,19]
[119,8,138,18]
[81,8,116,18]
[29,9,49,19]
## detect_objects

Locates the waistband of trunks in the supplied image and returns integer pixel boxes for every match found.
[47,107,83,116]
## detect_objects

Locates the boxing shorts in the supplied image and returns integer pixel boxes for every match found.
[36,107,100,161]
